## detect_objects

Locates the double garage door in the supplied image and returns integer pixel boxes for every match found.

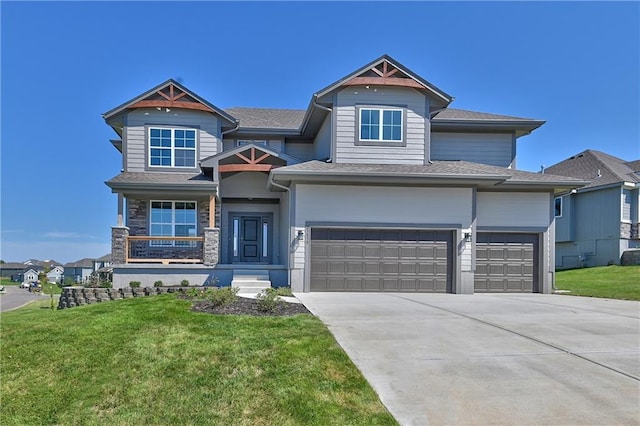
[310,228,538,293]
[310,228,452,292]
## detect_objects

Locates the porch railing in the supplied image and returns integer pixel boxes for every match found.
[126,236,205,264]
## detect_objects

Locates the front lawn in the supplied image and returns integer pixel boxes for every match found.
[1,295,396,425]
[555,265,640,300]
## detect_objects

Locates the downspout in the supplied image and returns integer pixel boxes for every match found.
[268,174,294,289]
[312,95,333,162]
[220,119,240,153]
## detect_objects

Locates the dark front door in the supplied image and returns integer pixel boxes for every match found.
[230,213,272,263]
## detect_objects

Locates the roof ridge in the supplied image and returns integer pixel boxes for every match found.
[586,150,634,181]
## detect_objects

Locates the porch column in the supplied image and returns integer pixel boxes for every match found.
[203,228,220,266]
[209,195,215,228]
[111,226,129,264]
[117,193,124,226]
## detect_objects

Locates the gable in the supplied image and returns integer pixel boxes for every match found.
[315,54,452,105]
[103,80,237,126]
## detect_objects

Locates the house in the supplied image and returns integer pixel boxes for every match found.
[93,254,112,272]
[103,54,585,293]
[0,262,28,281]
[544,150,640,268]
[22,268,40,284]
[63,258,95,283]
[46,266,64,284]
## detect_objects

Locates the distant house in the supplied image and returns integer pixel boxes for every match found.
[63,258,95,283]
[545,150,640,268]
[0,262,28,281]
[92,254,112,272]
[22,268,40,284]
[46,266,64,284]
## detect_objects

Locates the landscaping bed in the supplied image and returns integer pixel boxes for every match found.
[191,296,311,317]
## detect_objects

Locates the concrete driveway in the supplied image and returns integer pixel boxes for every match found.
[296,293,640,425]
[0,285,48,312]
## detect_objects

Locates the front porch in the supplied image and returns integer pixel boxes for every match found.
[110,263,288,289]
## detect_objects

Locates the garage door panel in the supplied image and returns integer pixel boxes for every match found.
[475,233,538,293]
[311,228,452,292]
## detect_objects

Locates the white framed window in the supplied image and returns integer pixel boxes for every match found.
[554,197,562,218]
[149,128,196,168]
[150,201,197,246]
[359,108,403,142]
[237,140,267,147]
[622,189,632,222]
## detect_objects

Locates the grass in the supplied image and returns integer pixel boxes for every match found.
[1,295,396,425]
[1,277,18,286]
[555,265,640,301]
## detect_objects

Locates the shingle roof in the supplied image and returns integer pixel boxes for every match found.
[0,262,29,270]
[64,258,95,269]
[106,172,216,188]
[221,106,542,132]
[95,253,112,262]
[272,160,585,187]
[432,108,539,122]
[224,107,306,130]
[545,150,640,190]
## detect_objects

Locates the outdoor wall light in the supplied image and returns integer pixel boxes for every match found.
[297,230,304,239]
[464,232,472,242]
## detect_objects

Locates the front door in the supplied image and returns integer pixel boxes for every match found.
[230,213,272,263]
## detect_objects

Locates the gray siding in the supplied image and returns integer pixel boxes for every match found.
[555,195,574,242]
[313,115,331,160]
[431,132,514,167]
[477,192,551,228]
[555,186,625,268]
[622,189,632,222]
[284,142,314,161]
[334,87,426,164]
[125,108,220,172]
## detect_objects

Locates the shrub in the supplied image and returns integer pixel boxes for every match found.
[256,288,282,312]
[274,286,293,297]
[180,279,190,287]
[99,281,113,288]
[129,281,141,288]
[154,280,163,288]
[185,288,203,299]
[205,287,238,307]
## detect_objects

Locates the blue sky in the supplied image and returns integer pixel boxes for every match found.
[1,1,638,264]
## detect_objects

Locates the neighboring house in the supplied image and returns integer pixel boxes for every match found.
[63,258,95,283]
[545,150,640,268]
[22,268,40,284]
[92,254,112,273]
[103,54,585,293]
[46,266,64,284]
[0,262,28,280]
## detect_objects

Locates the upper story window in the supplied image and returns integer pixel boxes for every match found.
[359,108,403,142]
[149,128,196,168]
[554,197,562,218]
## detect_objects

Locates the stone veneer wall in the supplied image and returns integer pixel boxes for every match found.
[620,223,632,239]
[111,226,129,264]
[127,197,220,236]
[57,286,203,310]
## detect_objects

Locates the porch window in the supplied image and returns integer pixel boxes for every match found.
[359,108,403,142]
[150,201,197,246]
[149,128,196,168]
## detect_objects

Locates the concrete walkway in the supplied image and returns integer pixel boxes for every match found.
[296,293,640,426]
[0,285,49,312]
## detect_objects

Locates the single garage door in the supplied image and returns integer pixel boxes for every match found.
[310,228,452,292]
[474,233,538,293]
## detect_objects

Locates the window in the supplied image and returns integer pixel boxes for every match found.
[149,128,196,168]
[359,108,403,142]
[150,201,197,246]
[554,197,562,218]
[622,189,632,222]
[237,140,267,147]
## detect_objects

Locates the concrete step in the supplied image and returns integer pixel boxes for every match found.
[232,269,271,295]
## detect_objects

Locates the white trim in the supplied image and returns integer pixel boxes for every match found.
[148,127,197,168]
[554,196,563,218]
[359,108,404,142]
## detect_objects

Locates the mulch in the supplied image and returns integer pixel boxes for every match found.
[190,296,312,317]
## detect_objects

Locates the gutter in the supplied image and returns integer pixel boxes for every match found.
[219,119,240,153]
